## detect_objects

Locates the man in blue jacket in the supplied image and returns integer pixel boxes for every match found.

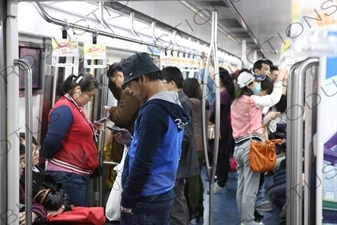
[115,52,190,225]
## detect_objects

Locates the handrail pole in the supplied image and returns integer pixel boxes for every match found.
[14,59,33,225]
[286,60,302,225]
[304,60,319,225]
[202,46,213,182]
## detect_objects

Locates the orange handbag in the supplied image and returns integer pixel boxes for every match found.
[247,98,281,173]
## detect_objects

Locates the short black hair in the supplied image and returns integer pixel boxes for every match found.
[161,66,183,89]
[270,65,278,72]
[261,76,273,94]
[265,59,273,66]
[253,60,269,71]
[20,143,25,155]
[19,133,38,146]
[107,63,122,78]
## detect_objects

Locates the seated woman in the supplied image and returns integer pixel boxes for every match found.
[19,133,72,214]
[19,142,47,224]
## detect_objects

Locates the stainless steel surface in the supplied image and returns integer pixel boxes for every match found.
[287,58,319,225]
[201,11,220,225]
[14,59,33,225]
[286,60,302,225]
[0,11,8,225]
[33,2,202,57]
[304,62,319,225]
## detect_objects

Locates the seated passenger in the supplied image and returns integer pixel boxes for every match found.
[19,143,47,224]
[19,133,71,214]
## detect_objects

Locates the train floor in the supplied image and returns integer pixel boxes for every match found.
[104,167,281,225]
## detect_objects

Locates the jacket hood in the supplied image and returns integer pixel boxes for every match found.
[145,91,189,130]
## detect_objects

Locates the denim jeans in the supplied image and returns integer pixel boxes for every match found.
[121,199,174,225]
[47,171,90,206]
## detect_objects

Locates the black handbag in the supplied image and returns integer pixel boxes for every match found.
[90,165,103,179]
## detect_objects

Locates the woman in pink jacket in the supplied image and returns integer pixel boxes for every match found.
[231,69,287,225]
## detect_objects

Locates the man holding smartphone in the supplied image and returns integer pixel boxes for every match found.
[114,52,189,225]
[105,62,142,187]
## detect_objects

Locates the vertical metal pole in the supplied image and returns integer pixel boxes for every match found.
[209,11,220,225]
[51,67,59,107]
[202,47,213,182]
[14,59,33,225]
[241,40,246,67]
[0,3,8,223]
[304,60,319,225]
[6,2,20,224]
[315,56,326,225]
[286,60,302,225]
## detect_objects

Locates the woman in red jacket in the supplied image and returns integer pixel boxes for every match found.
[42,73,100,207]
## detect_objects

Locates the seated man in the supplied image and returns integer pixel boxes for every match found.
[19,143,47,224]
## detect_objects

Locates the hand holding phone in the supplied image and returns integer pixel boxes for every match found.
[94,117,107,124]
[107,126,133,146]
[107,125,122,132]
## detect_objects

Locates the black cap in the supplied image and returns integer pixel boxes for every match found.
[121,52,160,85]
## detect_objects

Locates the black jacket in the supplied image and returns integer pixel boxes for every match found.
[176,90,200,179]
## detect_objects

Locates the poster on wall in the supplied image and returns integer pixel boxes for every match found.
[322,56,337,224]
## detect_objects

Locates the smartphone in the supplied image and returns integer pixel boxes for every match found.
[262,106,270,115]
[94,117,107,124]
[107,125,122,132]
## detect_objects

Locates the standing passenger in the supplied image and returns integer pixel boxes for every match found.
[105,62,142,187]
[182,78,209,220]
[42,73,101,207]
[231,69,286,225]
[162,66,200,225]
[208,68,235,194]
[115,52,189,225]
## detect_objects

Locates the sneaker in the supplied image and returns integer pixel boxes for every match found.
[213,183,227,194]
[252,221,264,225]
[255,203,273,212]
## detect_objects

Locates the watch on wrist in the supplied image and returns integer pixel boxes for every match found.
[121,206,132,213]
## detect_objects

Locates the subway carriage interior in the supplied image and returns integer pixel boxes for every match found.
[1,0,337,225]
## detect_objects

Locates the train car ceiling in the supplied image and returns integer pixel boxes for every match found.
[16,1,290,67]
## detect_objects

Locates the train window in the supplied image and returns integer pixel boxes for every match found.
[19,46,42,90]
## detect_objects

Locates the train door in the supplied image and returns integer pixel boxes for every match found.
[287,57,337,225]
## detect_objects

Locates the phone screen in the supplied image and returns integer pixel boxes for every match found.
[94,117,107,124]
[107,125,122,132]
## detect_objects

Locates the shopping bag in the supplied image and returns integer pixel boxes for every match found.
[46,206,105,225]
[105,145,128,221]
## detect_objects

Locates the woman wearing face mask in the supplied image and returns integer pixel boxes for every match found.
[231,69,287,225]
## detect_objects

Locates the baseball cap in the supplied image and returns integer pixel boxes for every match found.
[121,52,160,85]
[237,71,266,88]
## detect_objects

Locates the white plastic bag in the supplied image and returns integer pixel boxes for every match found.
[105,146,128,221]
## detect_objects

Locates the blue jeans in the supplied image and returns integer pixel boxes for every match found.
[47,171,90,206]
[255,181,265,207]
[121,199,174,225]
